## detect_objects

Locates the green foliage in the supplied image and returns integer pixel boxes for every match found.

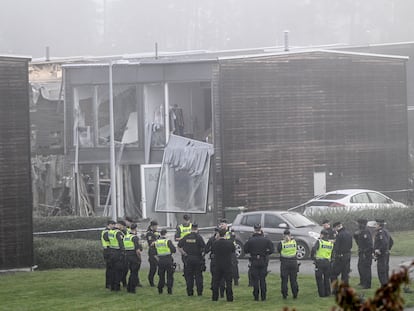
[308,207,414,233]
[34,238,104,270]
[33,216,110,239]
[0,269,413,311]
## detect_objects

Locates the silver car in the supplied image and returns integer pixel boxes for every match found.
[231,211,321,260]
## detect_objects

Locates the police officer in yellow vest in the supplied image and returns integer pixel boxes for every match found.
[124,223,143,293]
[175,214,192,271]
[175,214,192,241]
[145,220,160,287]
[101,220,116,289]
[108,220,126,291]
[156,228,176,294]
[277,229,299,299]
[311,229,334,297]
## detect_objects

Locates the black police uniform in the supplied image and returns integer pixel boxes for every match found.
[244,230,274,301]
[331,225,353,285]
[211,236,235,302]
[108,229,125,291]
[277,237,299,299]
[145,225,160,287]
[101,226,112,289]
[374,222,394,286]
[205,230,226,298]
[125,233,143,293]
[311,236,333,297]
[156,236,176,294]
[353,220,373,288]
[178,229,206,296]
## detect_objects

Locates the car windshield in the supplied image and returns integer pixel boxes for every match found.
[282,212,316,228]
[319,194,347,200]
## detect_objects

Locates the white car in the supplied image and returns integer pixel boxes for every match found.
[300,189,407,216]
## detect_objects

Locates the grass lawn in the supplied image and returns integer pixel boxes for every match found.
[1,268,413,311]
[388,230,414,257]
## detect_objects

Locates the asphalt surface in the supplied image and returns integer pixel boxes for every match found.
[139,250,413,277]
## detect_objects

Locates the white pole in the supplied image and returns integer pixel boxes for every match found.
[109,62,117,221]
[164,82,171,227]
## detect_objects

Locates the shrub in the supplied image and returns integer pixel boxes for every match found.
[308,207,414,232]
[34,237,104,269]
[33,216,111,239]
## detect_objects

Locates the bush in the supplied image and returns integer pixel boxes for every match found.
[308,207,414,232]
[33,216,111,239]
[34,237,104,269]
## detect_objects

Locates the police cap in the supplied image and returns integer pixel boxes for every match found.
[192,223,199,229]
[332,221,341,228]
[357,218,368,225]
[117,220,126,226]
[130,223,138,230]
[150,220,158,226]
[283,229,291,235]
[160,229,167,235]
[183,214,190,221]
[253,223,261,230]
[320,229,329,236]
[107,220,116,225]
[375,219,386,226]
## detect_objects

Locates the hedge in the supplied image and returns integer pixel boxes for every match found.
[34,237,104,269]
[33,216,111,239]
[307,207,414,233]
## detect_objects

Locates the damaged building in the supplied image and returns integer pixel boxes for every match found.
[60,49,409,226]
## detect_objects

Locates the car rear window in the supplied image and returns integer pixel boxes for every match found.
[319,194,347,200]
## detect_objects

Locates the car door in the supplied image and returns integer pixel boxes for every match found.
[236,213,262,243]
[349,192,371,211]
[263,213,285,248]
[367,192,393,209]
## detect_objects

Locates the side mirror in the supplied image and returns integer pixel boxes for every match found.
[278,223,289,229]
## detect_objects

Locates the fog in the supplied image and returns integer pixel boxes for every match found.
[1,0,414,59]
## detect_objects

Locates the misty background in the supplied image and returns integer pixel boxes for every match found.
[1,0,414,58]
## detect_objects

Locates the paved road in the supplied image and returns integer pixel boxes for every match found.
[139,251,413,277]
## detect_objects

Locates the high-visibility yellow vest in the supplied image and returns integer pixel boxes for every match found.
[101,228,110,248]
[123,233,135,251]
[316,239,333,260]
[155,238,171,256]
[108,229,123,249]
[281,240,297,258]
[179,224,192,239]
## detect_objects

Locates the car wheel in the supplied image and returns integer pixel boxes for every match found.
[234,240,244,258]
[296,241,309,260]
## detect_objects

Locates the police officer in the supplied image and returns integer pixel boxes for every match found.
[374,219,394,286]
[108,220,126,291]
[155,228,176,294]
[175,214,192,241]
[321,219,336,241]
[205,228,226,298]
[219,218,240,286]
[123,223,143,293]
[331,221,353,288]
[277,229,299,299]
[311,229,334,297]
[178,223,206,296]
[243,224,274,301]
[101,220,115,289]
[211,229,235,302]
[354,218,373,289]
[145,220,160,287]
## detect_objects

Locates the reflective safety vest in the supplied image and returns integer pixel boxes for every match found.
[179,224,192,239]
[101,228,110,248]
[316,239,333,260]
[155,238,171,256]
[281,240,297,258]
[225,231,231,240]
[108,229,123,249]
[123,233,135,251]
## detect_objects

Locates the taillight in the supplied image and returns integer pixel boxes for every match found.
[329,202,345,207]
